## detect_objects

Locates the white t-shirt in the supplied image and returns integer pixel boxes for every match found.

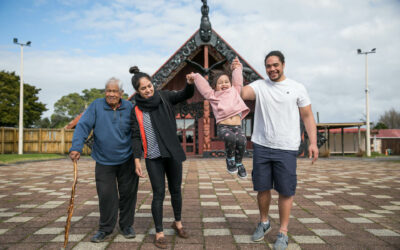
[249,78,311,151]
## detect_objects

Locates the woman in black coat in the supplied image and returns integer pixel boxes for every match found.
[129,66,194,249]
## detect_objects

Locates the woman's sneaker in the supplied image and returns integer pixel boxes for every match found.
[226,157,238,174]
[237,163,247,179]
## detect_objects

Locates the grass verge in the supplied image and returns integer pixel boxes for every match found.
[0,154,66,164]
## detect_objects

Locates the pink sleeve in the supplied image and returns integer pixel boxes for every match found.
[193,73,215,100]
[232,66,243,93]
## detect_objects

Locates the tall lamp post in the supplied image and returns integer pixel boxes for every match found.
[13,38,31,155]
[357,48,376,157]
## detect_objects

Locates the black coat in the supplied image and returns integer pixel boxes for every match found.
[131,84,194,163]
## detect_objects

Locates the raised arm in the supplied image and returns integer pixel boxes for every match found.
[165,81,195,105]
[188,72,215,100]
[231,57,244,92]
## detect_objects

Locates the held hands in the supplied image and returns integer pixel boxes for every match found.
[231,56,242,71]
[308,144,319,164]
[186,73,195,84]
[69,151,80,162]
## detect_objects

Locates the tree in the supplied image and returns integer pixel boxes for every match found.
[377,108,400,129]
[373,122,388,130]
[0,71,47,127]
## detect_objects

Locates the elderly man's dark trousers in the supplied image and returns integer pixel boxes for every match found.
[95,156,139,234]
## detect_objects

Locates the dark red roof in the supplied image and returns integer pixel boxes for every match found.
[375,129,400,138]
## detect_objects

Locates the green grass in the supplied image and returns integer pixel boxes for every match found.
[0,154,66,164]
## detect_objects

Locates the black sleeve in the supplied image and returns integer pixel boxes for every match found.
[130,107,143,159]
[165,83,195,105]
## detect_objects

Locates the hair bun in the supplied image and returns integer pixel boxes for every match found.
[129,66,140,74]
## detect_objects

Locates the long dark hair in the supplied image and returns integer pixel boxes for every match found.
[129,66,152,91]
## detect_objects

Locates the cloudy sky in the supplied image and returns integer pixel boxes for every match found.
[1,0,399,124]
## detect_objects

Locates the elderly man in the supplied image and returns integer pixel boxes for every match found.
[69,77,139,243]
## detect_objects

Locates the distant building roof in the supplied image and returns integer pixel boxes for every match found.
[64,113,83,129]
[375,129,400,138]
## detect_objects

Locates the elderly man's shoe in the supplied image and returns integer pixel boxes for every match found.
[90,231,110,243]
[119,226,136,239]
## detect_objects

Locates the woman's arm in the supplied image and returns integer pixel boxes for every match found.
[130,107,143,159]
[166,81,195,105]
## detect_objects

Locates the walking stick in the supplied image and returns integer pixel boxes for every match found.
[63,160,78,249]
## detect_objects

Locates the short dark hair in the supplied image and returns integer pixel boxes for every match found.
[129,66,152,91]
[264,50,285,65]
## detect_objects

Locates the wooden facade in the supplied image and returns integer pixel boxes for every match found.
[151,1,262,156]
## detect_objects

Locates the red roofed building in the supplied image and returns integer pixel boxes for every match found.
[374,129,400,155]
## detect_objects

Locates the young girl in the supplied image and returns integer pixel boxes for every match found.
[186,57,250,178]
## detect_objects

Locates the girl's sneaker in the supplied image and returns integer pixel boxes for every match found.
[237,163,247,179]
[226,157,238,174]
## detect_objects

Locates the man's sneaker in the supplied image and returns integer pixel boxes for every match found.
[252,222,271,242]
[90,231,110,243]
[119,226,136,239]
[226,157,238,174]
[237,163,247,179]
[273,232,288,250]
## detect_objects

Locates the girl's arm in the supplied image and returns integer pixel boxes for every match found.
[231,57,244,92]
[189,73,215,100]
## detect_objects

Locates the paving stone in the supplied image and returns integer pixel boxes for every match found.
[358,213,384,218]
[5,216,34,222]
[74,242,108,250]
[365,229,400,236]
[51,233,85,242]
[55,216,83,222]
[298,218,324,224]
[204,229,231,236]
[312,229,344,236]
[339,205,363,210]
[292,235,325,244]
[113,234,145,242]
[345,217,374,223]
[0,212,19,217]
[314,201,336,206]
[203,217,226,222]
[380,205,400,210]
[34,227,64,234]
[233,234,264,243]
[221,205,241,210]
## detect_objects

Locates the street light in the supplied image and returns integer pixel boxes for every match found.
[357,48,376,157]
[13,38,31,155]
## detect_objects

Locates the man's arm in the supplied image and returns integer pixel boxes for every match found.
[241,85,256,101]
[299,104,318,163]
[69,103,96,161]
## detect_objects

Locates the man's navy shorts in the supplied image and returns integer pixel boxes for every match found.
[252,143,298,196]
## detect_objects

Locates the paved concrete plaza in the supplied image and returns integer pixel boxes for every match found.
[0,157,399,249]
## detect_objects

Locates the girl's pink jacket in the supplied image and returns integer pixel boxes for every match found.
[191,66,250,124]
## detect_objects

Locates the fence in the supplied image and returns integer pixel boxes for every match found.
[0,127,91,155]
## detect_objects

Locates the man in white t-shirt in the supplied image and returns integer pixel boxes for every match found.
[241,51,318,249]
